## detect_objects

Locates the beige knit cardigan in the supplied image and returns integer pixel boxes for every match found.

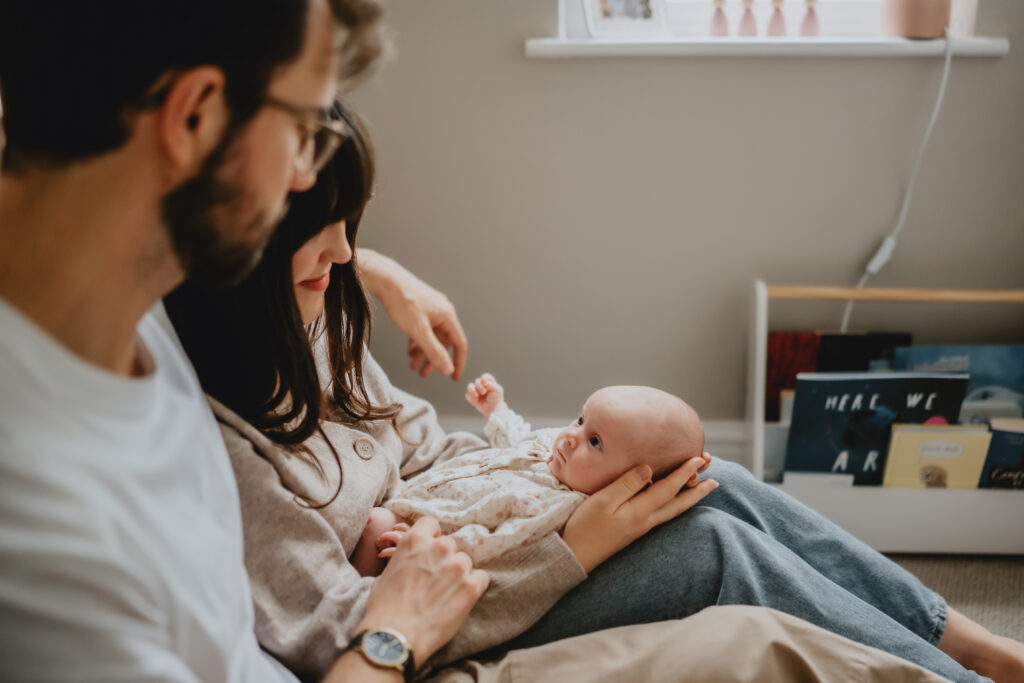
[211,352,586,678]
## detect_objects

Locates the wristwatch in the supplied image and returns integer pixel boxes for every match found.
[347,627,417,681]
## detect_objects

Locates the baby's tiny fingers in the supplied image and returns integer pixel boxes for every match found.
[378,547,396,559]
[376,530,405,550]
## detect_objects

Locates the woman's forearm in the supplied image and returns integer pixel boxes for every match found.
[354,247,399,299]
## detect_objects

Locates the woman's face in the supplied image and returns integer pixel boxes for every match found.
[292,219,352,324]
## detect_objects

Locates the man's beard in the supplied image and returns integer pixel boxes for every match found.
[162,127,283,289]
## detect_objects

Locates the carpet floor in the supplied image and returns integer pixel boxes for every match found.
[887,554,1024,641]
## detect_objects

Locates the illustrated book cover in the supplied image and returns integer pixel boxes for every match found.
[881,424,991,489]
[784,372,969,486]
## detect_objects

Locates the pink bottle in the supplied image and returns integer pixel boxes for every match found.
[711,0,730,36]
[767,0,787,36]
[738,0,758,36]
[800,0,820,36]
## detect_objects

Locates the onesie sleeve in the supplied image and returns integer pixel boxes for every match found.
[221,425,373,680]
[483,407,534,449]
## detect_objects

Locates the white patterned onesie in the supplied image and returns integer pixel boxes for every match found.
[386,408,586,564]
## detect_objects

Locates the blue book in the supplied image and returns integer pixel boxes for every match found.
[784,372,969,486]
[979,418,1024,489]
[892,345,1024,423]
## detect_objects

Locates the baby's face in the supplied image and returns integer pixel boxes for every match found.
[549,386,701,495]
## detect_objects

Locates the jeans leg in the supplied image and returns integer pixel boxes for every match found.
[698,459,945,644]
[503,507,987,683]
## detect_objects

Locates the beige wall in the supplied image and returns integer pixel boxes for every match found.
[351,0,1024,423]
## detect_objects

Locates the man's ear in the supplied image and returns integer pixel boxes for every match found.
[158,66,229,176]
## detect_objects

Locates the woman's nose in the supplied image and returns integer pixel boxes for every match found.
[323,220,352,264]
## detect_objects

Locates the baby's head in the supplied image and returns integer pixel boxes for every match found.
[549,386,704,495]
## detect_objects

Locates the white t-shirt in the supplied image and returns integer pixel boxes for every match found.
[0,300,296,682]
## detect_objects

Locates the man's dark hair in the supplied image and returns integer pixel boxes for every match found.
[0,0,383,172]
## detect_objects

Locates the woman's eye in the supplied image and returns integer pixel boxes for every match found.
[589,436,601,449]
[576,416,583,426]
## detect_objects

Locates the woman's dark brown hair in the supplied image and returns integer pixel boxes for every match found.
[164,100,399,507]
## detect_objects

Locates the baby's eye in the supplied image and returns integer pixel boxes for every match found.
[589,435,601,449]
[576,416,583,426]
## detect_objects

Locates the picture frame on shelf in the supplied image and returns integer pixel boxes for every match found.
[583,0,670,36]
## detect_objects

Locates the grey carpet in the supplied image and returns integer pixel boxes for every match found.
[887,554,1024,641]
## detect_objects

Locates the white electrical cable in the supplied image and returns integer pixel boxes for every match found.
[839,27,955,333]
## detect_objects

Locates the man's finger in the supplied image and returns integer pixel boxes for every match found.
[648,479,719,527]
[467,568,490,597]
[410,516,441,537]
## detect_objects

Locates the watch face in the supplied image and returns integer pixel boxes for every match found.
[363,630,407,666]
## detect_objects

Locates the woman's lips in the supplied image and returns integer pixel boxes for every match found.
[298,272,330,292]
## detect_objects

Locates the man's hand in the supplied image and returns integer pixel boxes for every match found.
[357,248,467,381]
[356,517,489,667]
[465,373,506,420]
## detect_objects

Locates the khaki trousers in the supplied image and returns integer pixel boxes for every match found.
[429,606,951,682]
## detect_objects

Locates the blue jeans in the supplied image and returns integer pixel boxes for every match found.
[500,460,988,683]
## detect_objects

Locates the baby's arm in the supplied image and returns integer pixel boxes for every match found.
[350,507,408,577]
[465,373,508,421]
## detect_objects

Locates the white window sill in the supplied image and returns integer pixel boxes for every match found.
[524,36,1010,58]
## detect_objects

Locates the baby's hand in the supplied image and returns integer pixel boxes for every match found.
[376,522,411,560]
[465,373,507,419]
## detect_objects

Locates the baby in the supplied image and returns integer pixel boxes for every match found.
[349,374,707,575]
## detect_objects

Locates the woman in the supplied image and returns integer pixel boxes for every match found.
[164,103,1023,683]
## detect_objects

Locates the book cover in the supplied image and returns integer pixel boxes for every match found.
[881,424,991,489]
[817,332,913,373]
[892,345,1024,423]
[764,331,912,422]
[979,418,1024,489]
[765,331,820,422]
[784,372,969,486]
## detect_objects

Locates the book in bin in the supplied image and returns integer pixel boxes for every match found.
[881,424,991,489]
[784,372,969,486]
[979,418,1024,489]
[893,344,1024,423]
[764,331,912,422]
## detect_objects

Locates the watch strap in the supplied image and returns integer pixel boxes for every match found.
[348,629,417,682]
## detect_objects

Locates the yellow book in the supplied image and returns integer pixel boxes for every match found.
[882,424,992,489]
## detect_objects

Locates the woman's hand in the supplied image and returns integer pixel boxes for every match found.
[356,516,489,666]
[356,248,468,381]
[562,456,718,573]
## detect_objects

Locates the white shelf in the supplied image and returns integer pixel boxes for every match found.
[747,281,1024,555]
[774,484,1024,554]
[525,36,1009,58]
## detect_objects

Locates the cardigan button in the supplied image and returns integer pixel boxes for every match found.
[353,437,375,460]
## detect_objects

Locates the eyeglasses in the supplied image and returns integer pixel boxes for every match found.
[264,96,350,176]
